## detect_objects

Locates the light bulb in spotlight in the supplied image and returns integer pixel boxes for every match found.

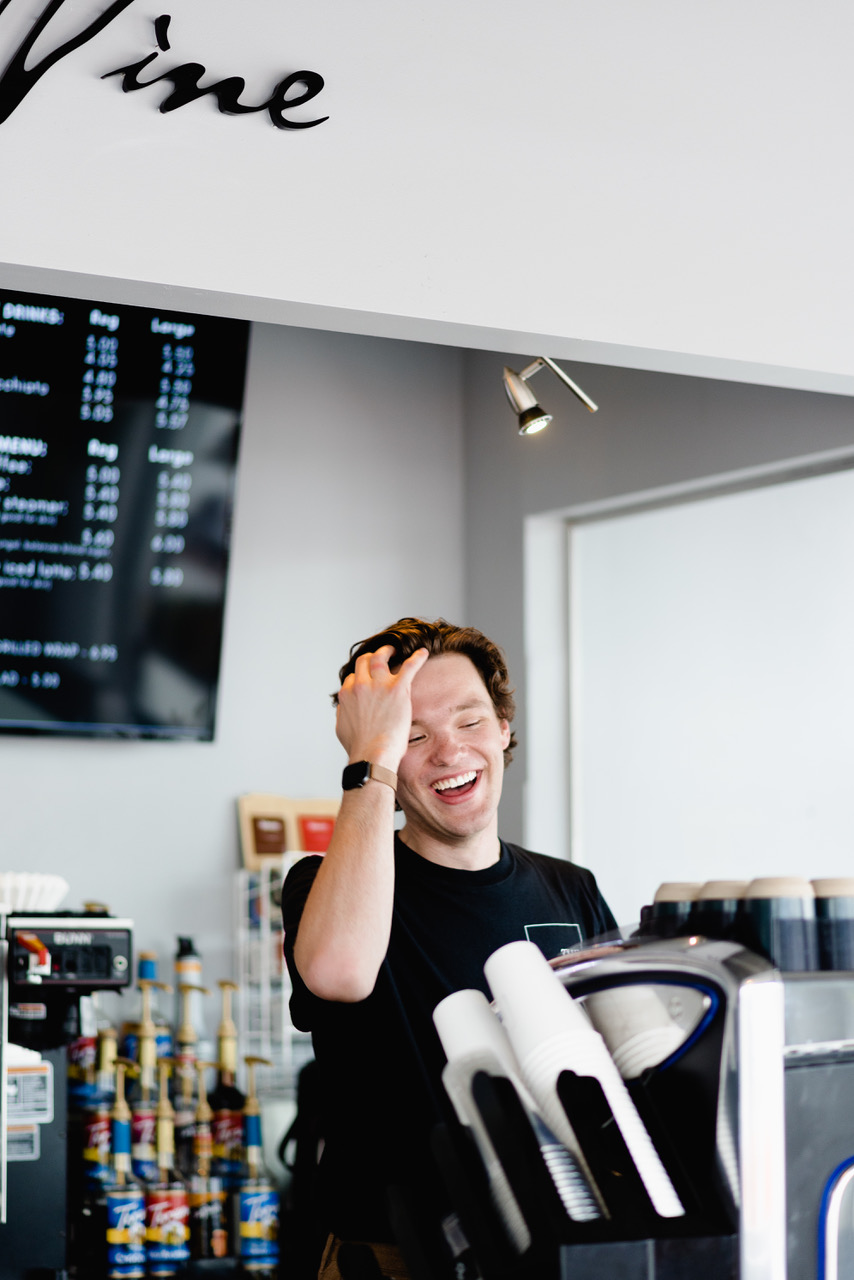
[518,407,552,435]
[502,357,598,436]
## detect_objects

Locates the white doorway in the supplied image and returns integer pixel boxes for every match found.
[566,463,854,926]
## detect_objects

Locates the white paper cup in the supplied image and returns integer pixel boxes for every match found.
[609,1025,687,1080]
[484,940,592,1062]
[584,984,675,1047]
[434,987,519,1074]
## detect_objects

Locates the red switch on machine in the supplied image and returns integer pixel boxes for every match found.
[16,931,50,971]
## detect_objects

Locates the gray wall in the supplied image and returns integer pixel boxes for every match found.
[462,349,854,845]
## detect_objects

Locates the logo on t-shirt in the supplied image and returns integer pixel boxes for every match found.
[524,922,582,959]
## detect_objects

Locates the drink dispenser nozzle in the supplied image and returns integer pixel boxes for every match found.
[137,979,172,1096]
[216,980,239,1081]
[242,1056,272,1179]
[193,1061,217,1177]
[112,1057,138,1187]
[176,982,209,1105]
[97,1026,118,1097]
[177,983,209,1054]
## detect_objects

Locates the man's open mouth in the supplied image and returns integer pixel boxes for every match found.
[432,770,478,796]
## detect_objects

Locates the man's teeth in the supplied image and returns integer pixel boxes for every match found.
[433,771,477,792]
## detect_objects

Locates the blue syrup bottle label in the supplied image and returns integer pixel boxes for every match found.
[106,1186,146,1278]
[237,1184,279,1268]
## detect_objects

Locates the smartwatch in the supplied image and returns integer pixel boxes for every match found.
[342,760,398,793]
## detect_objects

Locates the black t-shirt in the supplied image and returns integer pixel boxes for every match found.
[281,835,617,1241]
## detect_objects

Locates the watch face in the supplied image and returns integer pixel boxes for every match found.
[342,761,371,790]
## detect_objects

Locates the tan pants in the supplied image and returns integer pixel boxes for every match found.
[317,1233,410,1280]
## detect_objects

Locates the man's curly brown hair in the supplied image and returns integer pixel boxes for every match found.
[333,617,517,766]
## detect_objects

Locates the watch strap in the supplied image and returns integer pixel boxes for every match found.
[342,760,398,793]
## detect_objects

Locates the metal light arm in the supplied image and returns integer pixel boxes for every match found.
[518,356,598,415]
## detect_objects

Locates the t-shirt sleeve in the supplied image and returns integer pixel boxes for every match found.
[281,854,324,1032]
[578,865,620,938]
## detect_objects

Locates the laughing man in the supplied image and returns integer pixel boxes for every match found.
[283,616,617,1279]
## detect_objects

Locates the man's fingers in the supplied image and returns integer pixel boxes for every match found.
[397,646,429,687]
[367,644,396,673]
[349,644,428,691]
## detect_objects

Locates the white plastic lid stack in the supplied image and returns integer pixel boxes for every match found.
[433,988,601,1237]
[434,988,532,1251]
[484,940,685,1221]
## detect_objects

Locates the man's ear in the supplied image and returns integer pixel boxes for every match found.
[499,719,511,750]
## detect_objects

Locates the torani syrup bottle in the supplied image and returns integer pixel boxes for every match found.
[131,979,173,1183]
[145,1060,191,1276]
[173,981,209,1176]
[105,1060,147,1279]
[67,1053,111,1270]
[188,1061,230,1261]
[82,1029,117,1189]
[235,1056,280,1278]
[209,980,245,1193]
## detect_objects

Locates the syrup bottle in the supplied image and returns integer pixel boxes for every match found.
[145,1060,191,1276]
[135,977,174,1097]
[173,981,209,1175]
[209,979,245,1194]
[105,1059,147,1279]
[235,1055,280,1278]
[83,1029,117,1188]
[131,978,175,1185]
[188,1060,230,1261]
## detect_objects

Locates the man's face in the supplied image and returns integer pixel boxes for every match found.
[396,652,511,855]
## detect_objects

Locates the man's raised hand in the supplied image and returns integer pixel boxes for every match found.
[335,644,429,769]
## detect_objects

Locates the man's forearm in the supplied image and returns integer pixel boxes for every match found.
[292,780,398,1002]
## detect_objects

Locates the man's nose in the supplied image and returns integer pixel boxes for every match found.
[430,729,464,763]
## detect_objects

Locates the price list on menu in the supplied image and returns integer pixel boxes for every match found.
[0,288,249,738]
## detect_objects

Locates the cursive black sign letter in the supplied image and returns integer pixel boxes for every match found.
[102,14,328,129]
[0,0,137,125]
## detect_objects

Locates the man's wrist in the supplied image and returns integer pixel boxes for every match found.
[342,760,398,793]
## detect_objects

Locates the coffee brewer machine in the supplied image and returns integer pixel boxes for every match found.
[0,902,132,1277]
[430,935,854,1280]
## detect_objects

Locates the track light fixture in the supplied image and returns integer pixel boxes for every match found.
[502,356,598,435]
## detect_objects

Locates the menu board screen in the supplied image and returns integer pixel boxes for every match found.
[0,287,249,739]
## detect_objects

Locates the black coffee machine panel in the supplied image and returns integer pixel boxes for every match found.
[1,905,134,1276]
[6,911,132,1050]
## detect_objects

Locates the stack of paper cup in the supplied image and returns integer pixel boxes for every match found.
[433,988,600,1233]
[434,989,532,1251]
[583,985,686,1080]
[484,940,685,1220]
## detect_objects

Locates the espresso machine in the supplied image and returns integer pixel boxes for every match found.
[430,934,854,1280]
[0,901,133,1278]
